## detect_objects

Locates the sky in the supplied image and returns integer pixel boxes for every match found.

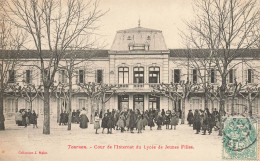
[98,0,194,49]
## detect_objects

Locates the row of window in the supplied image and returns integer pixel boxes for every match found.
[118,67,160,84]
[7,68,255,84]
[173,68,254,84]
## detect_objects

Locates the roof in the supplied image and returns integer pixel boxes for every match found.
[0,50,109,59]
[170,49,260,58]
[111,26,168,51]
[117,26,161,33]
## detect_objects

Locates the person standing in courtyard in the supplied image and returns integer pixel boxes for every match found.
[136,114,143,133]
[31,110,38,128]
[117,112,125,133]
[187,110,194,126]
[22,109,27,128]
[79,108,89,129]
[107,112,114,134]
[148,112,155,130]
[129,110,136,133]
[170,111,179,130]
[101,113,108,134]
[156,112,163,130]
[94,113,100,134]
[193,109,201,134]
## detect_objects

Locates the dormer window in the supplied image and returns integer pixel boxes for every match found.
[147,36,151,40]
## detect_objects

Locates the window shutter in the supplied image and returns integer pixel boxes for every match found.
[30,70,33,84]
[58,70,62,83]
[244,69,248,83]
[95,70,97,83]
[64,70,68,84]
[179,69,182,82]
[102,69,104,83]
[75,70,79,84]
[23,70,26,83]
[14,70,16,83]
[252,69,254,83]
[40,70,43,85]
[233,69,236,83]
[172,70,174,83]
[190,69,193,83]
[84,70,87,83]
[214,69,217,83]
[226,70,230,84]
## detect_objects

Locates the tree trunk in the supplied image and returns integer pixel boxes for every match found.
[43,86,50,134]
[30,101,33,111]
[0,90,5,130]
[204,92,208,110]
[181,98,185,124]
[16,98,19,112]
[57,98,60,123]
[248,93,252,117]
[231,96,235,116]
[90,98,93,124]
[67,76,72,130]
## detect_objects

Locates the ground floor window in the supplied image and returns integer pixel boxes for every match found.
[190,98,202,111]
[5,98,16,113]
[134,95,144,112]
[174,99,181,112]
[149,95,160,111]
[78,99,86,111]
[118,95,129,111]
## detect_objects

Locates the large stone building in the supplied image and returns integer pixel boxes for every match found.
[2,24,260,119]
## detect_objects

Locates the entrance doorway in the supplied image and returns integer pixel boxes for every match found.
[149,95,160,111]
[133,95,144,113]
[118,95,129,111]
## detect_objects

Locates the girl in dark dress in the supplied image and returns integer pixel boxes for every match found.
[187,110,194,126]
[193,109,201,134]
[164,111,171,129]
[79,108,89,129]
[156,113,163,130]
[148,113,155,130]
[31,110,38,128]
[101,113,108,134]
[107,112,114,134]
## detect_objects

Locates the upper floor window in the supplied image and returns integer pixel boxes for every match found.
[96,70,103,83]
[248,69,253,83]
[25,70,31,84]
[173,69,180,83]
[149,67,160,83]
[133,67,144,83]
[59,70,67,84]
[79,70,85,84]
[118,67,129,84]
[228,69,236,84]
[8,70,15,83]
[210,69,217,84]
[192,69,197,84]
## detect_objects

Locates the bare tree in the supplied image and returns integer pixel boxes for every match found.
[153,81,199,124]
[0,15,26,130]
[2,0,107,134]
[182,0,260,136]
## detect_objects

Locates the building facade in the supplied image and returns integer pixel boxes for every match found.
[2,25,260,119]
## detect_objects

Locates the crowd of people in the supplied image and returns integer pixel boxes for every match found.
[59,110,81,125]
[187,108,220,135]
[78,108,181,134]
[15,109,38,128]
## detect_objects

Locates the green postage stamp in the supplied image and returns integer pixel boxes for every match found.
[222,117,258,160]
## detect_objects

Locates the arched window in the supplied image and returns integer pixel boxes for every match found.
[118,67,129,84]
[149,67,160,83]
[133,67,144,83]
